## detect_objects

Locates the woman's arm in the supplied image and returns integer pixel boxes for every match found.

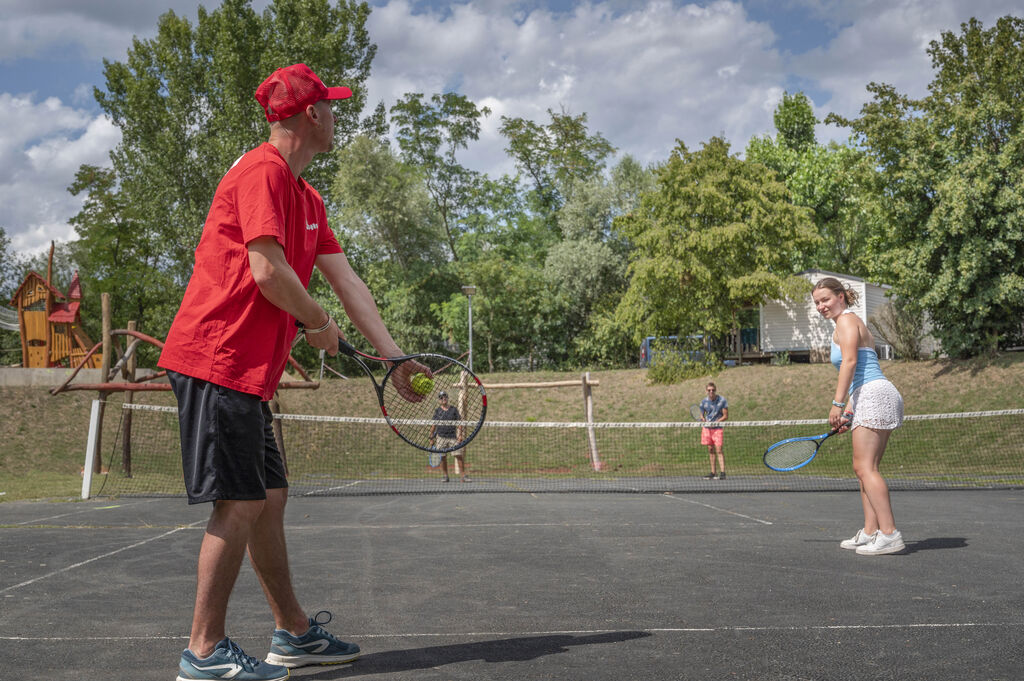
[831,314,859,428]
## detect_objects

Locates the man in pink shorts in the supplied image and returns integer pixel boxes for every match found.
[699,382,728,479]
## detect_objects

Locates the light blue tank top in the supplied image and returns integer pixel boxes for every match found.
[830,343,886,393]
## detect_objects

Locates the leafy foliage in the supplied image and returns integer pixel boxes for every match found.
[870,300,927,361]
[39,7,1024,373]
[614,137,819,346]
[828,16,1024,356]
[390,92,491,261]
[747,92,884,275]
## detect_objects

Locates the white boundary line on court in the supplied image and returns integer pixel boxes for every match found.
[0,519,206,595]
[2,621,1021,641]
[661,494,774,525]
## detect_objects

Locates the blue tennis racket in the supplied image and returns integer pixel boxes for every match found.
[428,451,442,468]
[763,414,852,471]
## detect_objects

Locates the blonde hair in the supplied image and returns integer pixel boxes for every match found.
[812,277,859,307]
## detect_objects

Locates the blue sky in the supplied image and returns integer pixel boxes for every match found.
[1,0,1020,254]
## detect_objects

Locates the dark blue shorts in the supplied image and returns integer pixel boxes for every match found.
[168,371,288,504]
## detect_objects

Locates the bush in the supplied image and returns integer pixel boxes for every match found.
[647,349,722,384]
[870,300,926,360]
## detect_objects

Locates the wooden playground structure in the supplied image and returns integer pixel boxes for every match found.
[7,243,100,369]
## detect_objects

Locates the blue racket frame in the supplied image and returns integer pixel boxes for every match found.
[762,431,835,471]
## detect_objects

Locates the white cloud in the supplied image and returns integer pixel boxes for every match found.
[788,0,1024,143]
[367,0,784,171]
[0,0,275,61]
[0,94,119,254]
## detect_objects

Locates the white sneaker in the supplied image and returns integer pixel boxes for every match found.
[840,529,875,550]
[856,530,905,555]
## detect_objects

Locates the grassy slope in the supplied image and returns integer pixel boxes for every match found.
[2,354,1022,502]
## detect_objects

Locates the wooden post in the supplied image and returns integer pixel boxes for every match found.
[94,293,112,474]
[582,372,601,471]
[121,320,136,477]
[45,242,54,366]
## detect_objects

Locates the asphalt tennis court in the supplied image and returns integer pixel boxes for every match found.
[2,490,1022,681]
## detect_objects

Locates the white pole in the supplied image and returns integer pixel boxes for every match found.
[81,399,102,499]
[467,293,473,373]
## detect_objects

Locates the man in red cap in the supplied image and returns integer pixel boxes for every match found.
[160,63,424,681]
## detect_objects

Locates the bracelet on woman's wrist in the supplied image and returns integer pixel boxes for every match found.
[306,313,332,334]
[832,399,847,408]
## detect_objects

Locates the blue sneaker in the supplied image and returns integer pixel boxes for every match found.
[177,637,288,680]
[265,611,360,668]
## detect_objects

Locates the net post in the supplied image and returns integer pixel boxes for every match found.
[94,292,112,474]
[121,320,136,478]
[583,372,602,471]
[454,371,468,476]
[81,399,102,499]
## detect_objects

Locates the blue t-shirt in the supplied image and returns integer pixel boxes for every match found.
[700,395,727,429]
[830,343,886,393]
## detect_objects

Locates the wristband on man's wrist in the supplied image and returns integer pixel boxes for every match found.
[832,399,847,408]
[306,313,332,334]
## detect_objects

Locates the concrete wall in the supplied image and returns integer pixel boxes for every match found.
[0,368,162,387]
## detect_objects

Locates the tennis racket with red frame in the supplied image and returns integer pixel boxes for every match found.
[304,328,487,454]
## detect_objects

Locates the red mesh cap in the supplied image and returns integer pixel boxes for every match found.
[254,63,352,122]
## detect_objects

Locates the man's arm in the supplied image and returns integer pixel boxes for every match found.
[316,251,429,402]
[247,236,340,354]
[315,251,404,358]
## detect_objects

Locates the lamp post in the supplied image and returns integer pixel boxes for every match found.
[461,285,476,372]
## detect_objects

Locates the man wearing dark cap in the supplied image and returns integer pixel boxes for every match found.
[160,63,426,681]
[428,391,468,482]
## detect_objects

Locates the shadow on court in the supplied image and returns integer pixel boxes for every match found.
[903,536,968,553]
[304,631,651,678]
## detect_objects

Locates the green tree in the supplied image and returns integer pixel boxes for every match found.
[499,108,616,223]
[328,134,452,351]
[77,0,376,334]
[67,165,178,346]
[773,91,817,152]
[827,16,1024,356]
[544,156,654,365]
[390,92,491,262]
[615,137,819,354]
[0,228,24,366]
[747,92,883,275]
[0,227,24,300]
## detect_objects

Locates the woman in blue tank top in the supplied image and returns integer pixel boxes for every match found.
[812,277,906,556]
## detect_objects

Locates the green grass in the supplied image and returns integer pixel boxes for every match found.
[2,353,1024,501]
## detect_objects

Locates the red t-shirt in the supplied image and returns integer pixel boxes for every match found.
[159,143,342,399]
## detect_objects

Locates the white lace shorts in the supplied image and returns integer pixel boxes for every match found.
[849,379,904,431]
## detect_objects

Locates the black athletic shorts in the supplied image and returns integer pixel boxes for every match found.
[167,371,288,504]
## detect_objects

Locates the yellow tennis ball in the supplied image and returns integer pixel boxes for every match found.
[410,373,434,396]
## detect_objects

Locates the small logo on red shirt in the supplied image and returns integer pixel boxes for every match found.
[306,222,318,231]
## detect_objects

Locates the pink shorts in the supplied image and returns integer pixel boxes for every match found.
[701,428,724,447]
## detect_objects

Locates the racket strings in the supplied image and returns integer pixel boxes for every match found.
[381,355,485,452]
[763,439,818,470]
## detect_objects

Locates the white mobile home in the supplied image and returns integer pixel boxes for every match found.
[759,270,894,362]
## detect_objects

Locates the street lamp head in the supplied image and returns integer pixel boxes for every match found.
[461,285,477,297]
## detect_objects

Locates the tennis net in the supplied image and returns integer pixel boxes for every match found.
[86,403,1024,498]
